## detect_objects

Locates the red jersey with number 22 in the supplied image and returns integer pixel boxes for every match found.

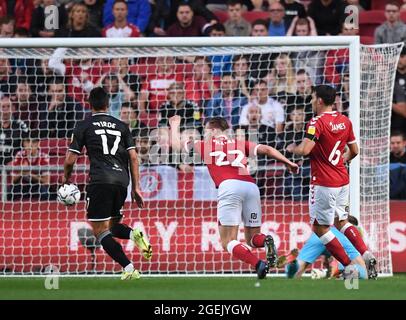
[306,111,356,187]
[188,136,257,188]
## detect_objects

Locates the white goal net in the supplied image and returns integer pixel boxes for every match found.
[0,38,402,276]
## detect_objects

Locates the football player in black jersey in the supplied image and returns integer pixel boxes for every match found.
[63,87,151,280]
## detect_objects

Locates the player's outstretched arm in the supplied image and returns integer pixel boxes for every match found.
[256,145,299,174]
[286,138,315,157]
[169,115,183,151]
[343,142,359,164]
[128,148,144,208]
[63,151,78,184]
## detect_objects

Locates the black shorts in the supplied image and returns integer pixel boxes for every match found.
[86,184,127,222]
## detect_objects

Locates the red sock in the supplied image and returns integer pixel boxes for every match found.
[320,231,351,266]
[341,223,368,255]
[251,233,266,248]
[227,240,259,268]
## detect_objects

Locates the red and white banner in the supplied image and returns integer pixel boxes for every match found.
[0,201,405,273]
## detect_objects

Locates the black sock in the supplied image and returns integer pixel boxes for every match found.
[110,223,132,239]
[98,231,131,268]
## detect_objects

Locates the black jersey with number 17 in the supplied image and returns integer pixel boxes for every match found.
[69,112,136,188]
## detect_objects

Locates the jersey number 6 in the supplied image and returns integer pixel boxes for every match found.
[328,140,341,166]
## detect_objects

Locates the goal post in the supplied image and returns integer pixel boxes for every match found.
[0,37,402,277]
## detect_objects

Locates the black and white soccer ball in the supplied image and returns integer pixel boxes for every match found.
[57,184,81,206]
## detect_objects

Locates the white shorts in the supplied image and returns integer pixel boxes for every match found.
[217,179,262,227]
[309,184,349,226]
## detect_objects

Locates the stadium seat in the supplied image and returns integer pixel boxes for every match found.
[242,11,270,23]
[401,10,406,23]
[359,10,386,37]
[371,0,388,10]
[360,35,375,45]
[213,10,229,23]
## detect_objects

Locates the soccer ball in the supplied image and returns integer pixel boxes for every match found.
[57,184,81,206]
[311,268,327,280]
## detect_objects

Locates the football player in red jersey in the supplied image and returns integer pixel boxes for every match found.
[169,115,299,279]
[287,85,377,279]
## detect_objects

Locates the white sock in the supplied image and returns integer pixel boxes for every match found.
[124,263,134,273]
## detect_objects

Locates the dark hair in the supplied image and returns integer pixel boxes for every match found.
[401,46,406,57]
[23,129,40,141]
[16,76,28,85]
[205,117,230,131]
[296,69,309,76]
[177,1,193,12]
[386,1,400,9]
[232,54,248,64]
[89,87,109,111]
[113,0,128,8]
[391,130,406,140]
[46,76,65,88]
[194,56,212,71]
[14,27,29,37]
[312,85,336,106]
[348,215,359,226]
[227,0,242,7]
[206,22,226,35]
[221,72,234,79]
[252,19,268,30]
[121,101,139,115]
[0,16,14,26]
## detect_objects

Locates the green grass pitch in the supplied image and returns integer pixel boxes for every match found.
[1,274,406,300]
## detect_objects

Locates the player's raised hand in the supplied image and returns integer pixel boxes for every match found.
[286,161,300,174]
[169,115,181,127]
[132,187,144,208]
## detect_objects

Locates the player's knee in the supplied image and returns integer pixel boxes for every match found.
[91,221,110,238]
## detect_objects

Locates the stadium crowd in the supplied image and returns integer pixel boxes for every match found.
[0,0,405,200]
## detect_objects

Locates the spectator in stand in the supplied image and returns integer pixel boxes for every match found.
[324,23,358,86]
[30,0,68,37]
[250,20,275,80]
[286,16,317,36]
[102,0,141,37]
[232,54,251,99]
[279,105,310,200]
[14,27,29,37]
[184,56,217,106]
[99,72,135,119]
[402,0,406,11]
[0,16,14,37]
[108,57,141,100]
[120,102,146,139]
[205,73,247,127]
[206,0,256,11]
[0,0,33,31]
[234,104,276,145]
[224,0,251,36]
[55,3,101,37]
[103,0,151,33]
[307,0,346,36]
[0,95,29,166]
[167,2,208,37]
[390,131,406,199]
[268,1,289,36]
[8,130,51,201]
[38,76,86,139]
[375,1,406,44]
[11,78,39,130]
[83,0,103,29]
[265,53,296,96]
[148,0,217,36]
[158,82,203,131]
[206,23,233,78]
[135,128,151,165]
[27,59,56,103]
[391,131,406,163]
[392,47,406,135]
[280,0,307,28]
[0,58,17,95]
[48,47,103,108]
[239,80,285,133]
[138,56,184,126]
